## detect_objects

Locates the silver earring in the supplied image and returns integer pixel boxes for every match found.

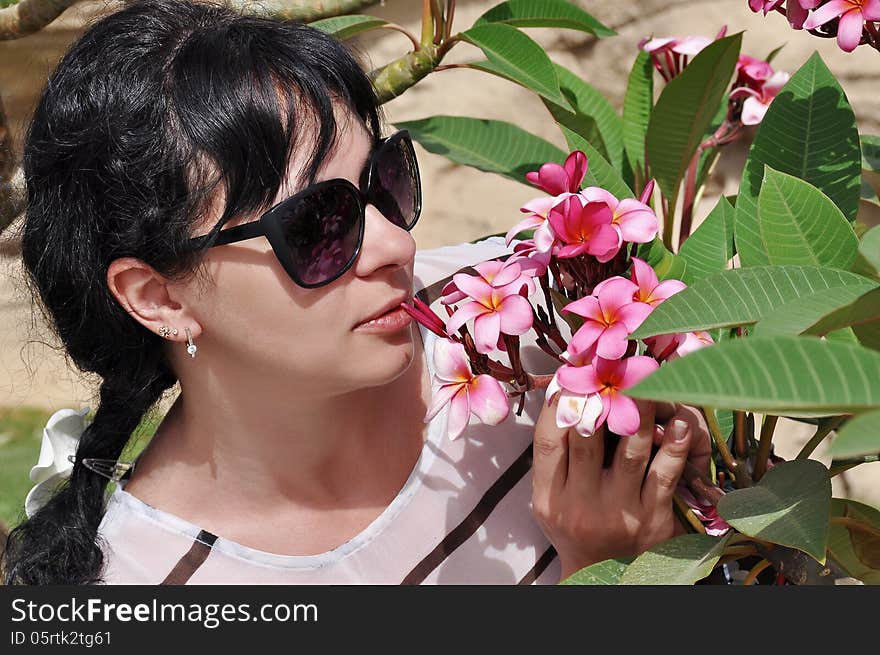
[185,327,197,358]
[158,326,179,339]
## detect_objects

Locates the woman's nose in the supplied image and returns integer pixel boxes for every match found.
[353,203,416,278]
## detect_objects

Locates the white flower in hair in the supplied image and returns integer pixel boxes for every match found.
[25,406,91,518]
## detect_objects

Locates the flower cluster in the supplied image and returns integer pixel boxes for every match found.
[403,151,713,442]
[639,29,789,127]
[748,0,880,52]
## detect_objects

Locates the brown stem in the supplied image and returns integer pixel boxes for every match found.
[753,415,778,482]
[831,516,880,539]
[445,0,456,41]
[702,407,749,487]
[796,416,847,460]
[672,493,707,534]
[0,0,78,40]
[233,0,381,22]
[379,24,422,51]
[734,410,747,459]
[743,558,773,585]
[678,151,700,246]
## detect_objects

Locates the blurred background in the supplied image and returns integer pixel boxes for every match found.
[1,0,878,534]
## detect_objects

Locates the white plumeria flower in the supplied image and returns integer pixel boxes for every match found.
[25,406,91,518]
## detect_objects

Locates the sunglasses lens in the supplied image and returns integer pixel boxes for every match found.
[369,135,420,230]
[277,185,361,286]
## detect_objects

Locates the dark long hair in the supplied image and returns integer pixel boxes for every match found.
[3,0,382,585]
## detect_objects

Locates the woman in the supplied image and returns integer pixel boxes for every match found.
[3,0,708,585]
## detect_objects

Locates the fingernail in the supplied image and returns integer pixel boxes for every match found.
[671,418,690,442]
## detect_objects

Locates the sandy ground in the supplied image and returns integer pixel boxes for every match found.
[0,0,877,504]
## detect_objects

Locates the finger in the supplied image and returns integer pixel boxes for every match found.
[654,401,677,423]
[566,422,605,498]
[532,394,569,508]
[609,400,655,503]
[672,405,713,480]
[641,417,691,514]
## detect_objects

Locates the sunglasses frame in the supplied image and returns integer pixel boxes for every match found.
[185,129,421,289]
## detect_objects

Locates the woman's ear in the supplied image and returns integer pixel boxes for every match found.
[106,257,201,338]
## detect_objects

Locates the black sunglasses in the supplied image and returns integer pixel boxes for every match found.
[186,129,421,288]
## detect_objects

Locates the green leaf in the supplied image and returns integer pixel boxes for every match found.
[736,53,862,266]
[622,51,653,182]
[630,265,872,339]
[717,459,831,563]
[828,499,880,582]
[308,15,388,39]
[678,196,735,281]
[543,63,624,169]
[828,409,880,459]
[461,24,570,110]
[558,127,633,199]
[625,335,880,417]
[754,167,858,269]
[808,286,880,337]
[765,43,786,64]
[472,0,616,37]
[751,282,879,338]
[635,237,688,282]
[619,533,732,585]
[646,34,742,201]
[396,116,564,186]
[560,557,632,585]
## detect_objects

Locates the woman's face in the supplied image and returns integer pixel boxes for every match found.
[184,104,419,398]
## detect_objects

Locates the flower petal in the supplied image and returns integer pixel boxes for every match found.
[802,0,850,29]
[596,322,630,360]
[605,391,641,436]
[616,301,654,333]
[836,8,865,52]
[556,362,603,395]
[473,311,502,354]
[452,272,494,303]
[446,390,471,441]
[614,199,659,243]
[574,393,604,437]
[650,279,687,304]
[468,374,511,426]
[425,381,466,422]
[569,321,604,354]
[446,301,489,335]
[563,151,588,191]
[556,390,588,428]
[432,337,472,382]
[617,355,660,389]
[741,96,769,126]
[497,294,535,335]
[596,277,640,315]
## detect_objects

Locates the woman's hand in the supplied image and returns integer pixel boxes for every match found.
[531,396,711,581]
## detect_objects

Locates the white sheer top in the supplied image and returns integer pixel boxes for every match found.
[96,237,563,584]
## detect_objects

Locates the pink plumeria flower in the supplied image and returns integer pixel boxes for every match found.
[525,150,588,196]
[508,239,552,278]
[748,0,818,27]
[425,338,510,441]
[730,70,790,125]
[638,27,727,79]
[507,151,588,250]
[547,196,620,262]
[617,256,687,308]
[563,277,654,360]
[803,0,880,51]
[646,330,714,362]
[580,188,660,247]
[545,371,605,438]
[676,484,732,536]
[554,355,660,436]
[445,262,535,354]
[401,296,449,339]
[440,259,535,306]
[735,54,774,89]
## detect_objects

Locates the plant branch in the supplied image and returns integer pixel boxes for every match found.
[233,0,381,22]
[831,516,880,539]
[701,407,748,487]
[743,558,773,585]
[829,455,880,477]
[421,0,433,45]
[753,414,778,481]
[672,492,707,534]
[0,0,77,40]
[379,23,421,51]
[444,0,456,41]
[795,415,847,460]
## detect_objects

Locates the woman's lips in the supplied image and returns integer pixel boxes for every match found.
[353,305,413,332]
